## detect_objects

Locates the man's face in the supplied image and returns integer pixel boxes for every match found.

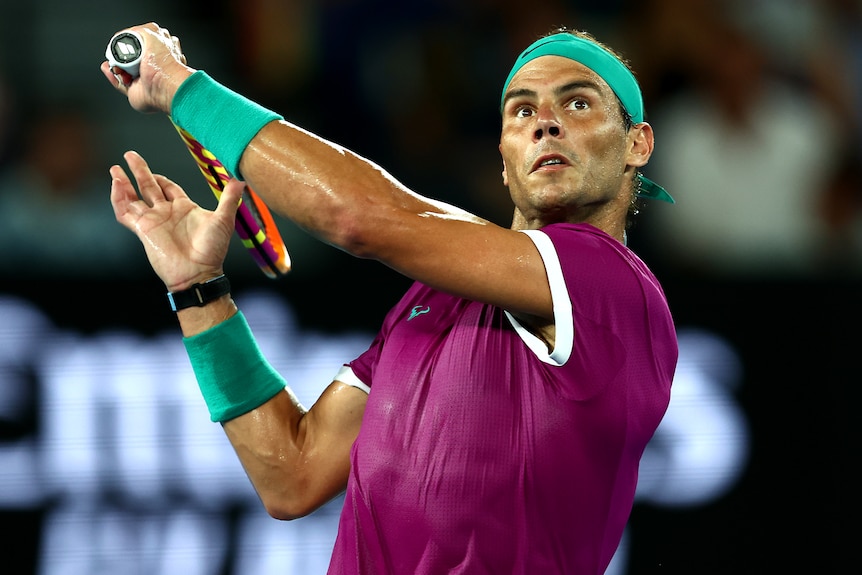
[499,56,634,227]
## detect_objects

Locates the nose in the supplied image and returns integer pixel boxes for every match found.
[533,112,563,140]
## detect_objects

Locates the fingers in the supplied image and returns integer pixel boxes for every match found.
[122,150,167,205]
[153,173,188,202]
[149,24,186,65]
[101,61,126,91]
[104,22,193,113]
[113,67,134,89]
[118,151,192,205]
[109,163,143,226]
[174,37,188,65]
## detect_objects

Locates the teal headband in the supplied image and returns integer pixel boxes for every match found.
[502,32,644,123]
[501,33,674,203]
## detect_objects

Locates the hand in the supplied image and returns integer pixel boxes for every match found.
[101,22,194,115]
[109,150,243,292]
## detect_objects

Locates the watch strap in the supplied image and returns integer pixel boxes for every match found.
[167,275,231,312]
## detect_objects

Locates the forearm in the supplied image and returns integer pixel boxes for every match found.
[240,121,432,252]
[168,72,465,258]
[180,306,319,514]
[183,309,288,423]
[180,306,361,519]
[222,385,353,520]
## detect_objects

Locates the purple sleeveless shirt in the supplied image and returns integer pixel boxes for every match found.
[328,223,677,574]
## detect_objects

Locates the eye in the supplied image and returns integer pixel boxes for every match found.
[515,106,535,118]
[567,98,589,111]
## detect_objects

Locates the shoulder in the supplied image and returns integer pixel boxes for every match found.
[525,222,645,274]
[525,223,668,307]
[526,221,617,247]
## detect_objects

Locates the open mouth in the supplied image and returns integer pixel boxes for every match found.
[532,154,569,172]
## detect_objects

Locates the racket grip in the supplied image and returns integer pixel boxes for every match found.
[106,31,144,77]
[106,29,291,278]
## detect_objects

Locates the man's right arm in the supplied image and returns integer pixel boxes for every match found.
[101,23,556,324]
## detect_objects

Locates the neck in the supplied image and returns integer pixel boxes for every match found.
[510,205,627,244]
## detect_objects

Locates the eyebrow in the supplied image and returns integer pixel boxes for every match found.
[502,79,606,109]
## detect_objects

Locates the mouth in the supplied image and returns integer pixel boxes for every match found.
[531,154,570,173]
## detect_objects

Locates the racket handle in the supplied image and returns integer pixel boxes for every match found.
[105,29,291,278]
[106,31,144,77]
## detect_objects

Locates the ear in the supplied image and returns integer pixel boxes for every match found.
[627,122,655,169]
[499,143,509,186]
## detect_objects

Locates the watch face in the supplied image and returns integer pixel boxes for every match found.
[111,32,142,64]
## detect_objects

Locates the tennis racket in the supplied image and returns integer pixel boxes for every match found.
[106,30,291,278]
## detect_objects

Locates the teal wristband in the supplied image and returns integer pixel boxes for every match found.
[171,71,283,178]
[183,311,287,422]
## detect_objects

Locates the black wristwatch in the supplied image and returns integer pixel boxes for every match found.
[166,275,231,312]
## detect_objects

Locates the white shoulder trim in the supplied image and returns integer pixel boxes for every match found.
[505,229,574,366]
[333,365,371,394]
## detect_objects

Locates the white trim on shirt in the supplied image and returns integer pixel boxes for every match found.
[333,365,371,394]
[505,230,574,366]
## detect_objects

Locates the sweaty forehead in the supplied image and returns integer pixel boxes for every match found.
[500,33,644,123]
[504,56,613,99]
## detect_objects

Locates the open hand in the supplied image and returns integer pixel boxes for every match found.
[109,150,243,292]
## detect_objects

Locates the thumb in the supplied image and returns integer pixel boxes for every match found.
[217,179,245,222]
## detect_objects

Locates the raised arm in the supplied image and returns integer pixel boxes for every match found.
[237,123,551,321]
[101,23,554,322]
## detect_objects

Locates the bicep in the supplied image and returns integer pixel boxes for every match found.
[241,123,552,318]
[378,214,554,320]
[295,379,367,500]
[303,379,367,468]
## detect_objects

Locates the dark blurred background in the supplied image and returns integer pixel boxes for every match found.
[0,0,859,573]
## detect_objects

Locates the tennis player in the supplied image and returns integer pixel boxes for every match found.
[103,23,678,574]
